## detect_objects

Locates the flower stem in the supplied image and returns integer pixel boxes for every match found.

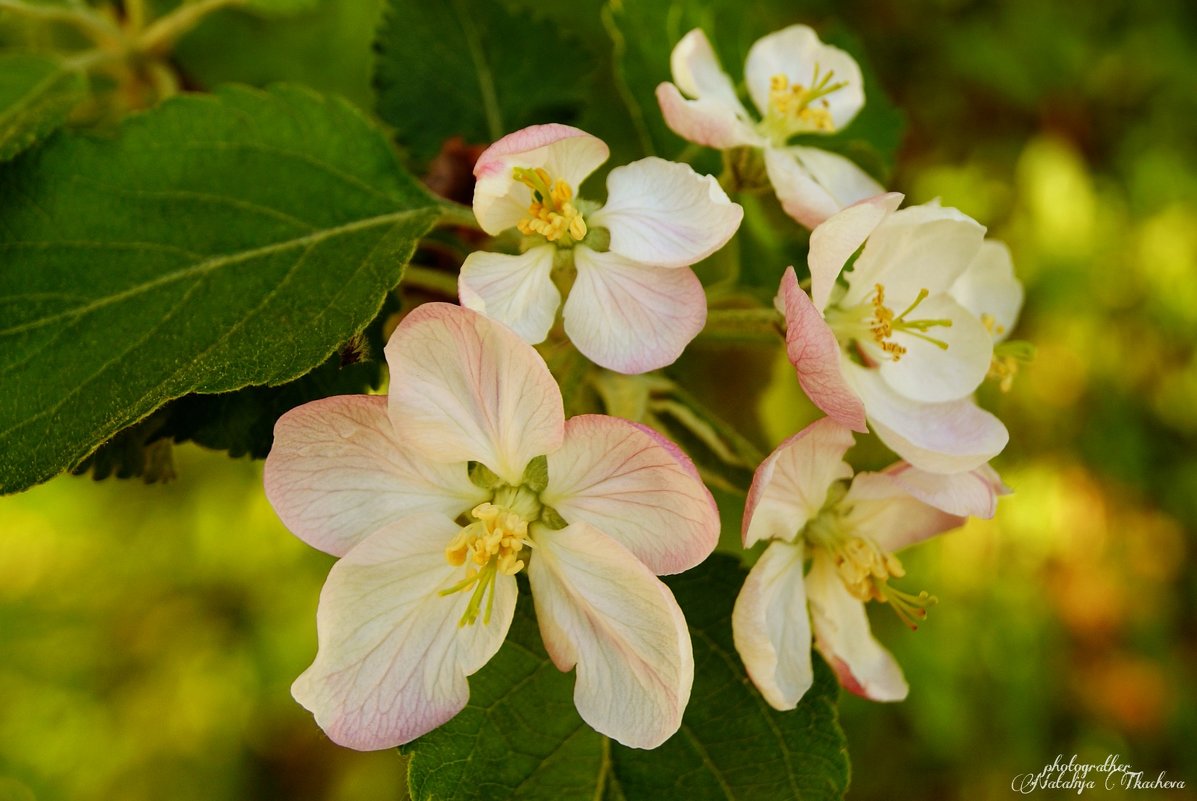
[0,0,121,44]
[436,200,482,230]
[137,0,242,54]
[402,265,459,297]
[698,308,784,342]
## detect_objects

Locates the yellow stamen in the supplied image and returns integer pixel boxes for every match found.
[512,166,588,244]
[441,502,532,626]
[766,65,844,136]
[823,535,936,629]
[867,284,954,361]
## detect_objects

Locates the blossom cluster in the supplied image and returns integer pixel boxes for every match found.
[264,22,1027,749]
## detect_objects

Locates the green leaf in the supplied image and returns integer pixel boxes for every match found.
[374,0,595,162]
[0,53,86,162]
[0,84,442,494]
[406,555,850,800]
[172,0,385,110]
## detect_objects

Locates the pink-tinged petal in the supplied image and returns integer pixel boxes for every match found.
[778,266,866,431]
[656,82,762,149]
[841,472,964,554]
[528,522,693,749]
[845,363,1009,474]
[843,202,986,308]
[564,248,706,374]
[744,25,864,129]
[473,124,609,235]
[805,554,907,701]
[291,513,517,750]
[589,157,743,269]
[883,461,1010,519]
[743,417,855,548]
[669,28,749,115]
[541,415,718,575]
[765,147,885,231]
[950,239,1024,341]
[386,303,565,484]
[808,191,903,313]
[264,395,486,557]
[458,245,561,344]
[731,539,813,710]
[875,292,993,403]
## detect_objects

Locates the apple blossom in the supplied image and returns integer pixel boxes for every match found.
[732,418,1007,708]
[264,303,719,750]
[950,238,1029,391]
[462,123,743,374]
[780,193,1014,474]
[656,25,884,228]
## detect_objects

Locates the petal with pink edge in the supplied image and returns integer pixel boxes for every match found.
[656,82,762,149]
[458,245,561,344]
[807,192,903,313]
[778,266,866,431]
[883,462,1010,519]
[264,396,487,557]
[291,513,517,750]
[589,157,743,269]
[743,417,855,548]
[669,28,749,115]
[386,303,565,484]
[731,539,814,710]
[564,248,706,374]
[744,25,864,129]
[805,554,907,701]
[841,472,965,554]
[541,414,718,575]
[846,363,1009,474]
[765,147,885,231]
[528,522,693,749]
[473,124,609,235]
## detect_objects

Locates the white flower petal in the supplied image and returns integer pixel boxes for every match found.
[841,472,965,555]
[743,417,855,548]
[564,248,706,374]
[670,28,749,115]
[458,245,561,344]
[264,395,486,557]
[473,124,609,235]
[542,414,718,575]
[808,192,903,313]
[765,147,885,230]
[950,239,1024,341]
[528,522,693,749]
[291,514,516,750]
[656,82,763,149]
[778,266,867,430]
[875,292,994,403]
[744,25,864,130]
[805,554,907,701]
[589,157,743,269]
[882,461,1010,520]
[731,539,814,710]
[846,363,1009,474]
[386,303,565,484]
[844,202,986,308]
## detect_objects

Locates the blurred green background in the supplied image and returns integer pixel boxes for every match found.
[2,0,1196,799]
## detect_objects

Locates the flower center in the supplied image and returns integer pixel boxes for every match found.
[803,493,938,630]
[441,502,533,627]
[512,166,588,244]
[761,66,845,142]
[828,284,954,364]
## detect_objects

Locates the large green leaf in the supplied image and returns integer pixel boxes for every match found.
[0,84,442,494]
[406,555,850,800]
[374,0,595,162]
[0,53,86,162]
